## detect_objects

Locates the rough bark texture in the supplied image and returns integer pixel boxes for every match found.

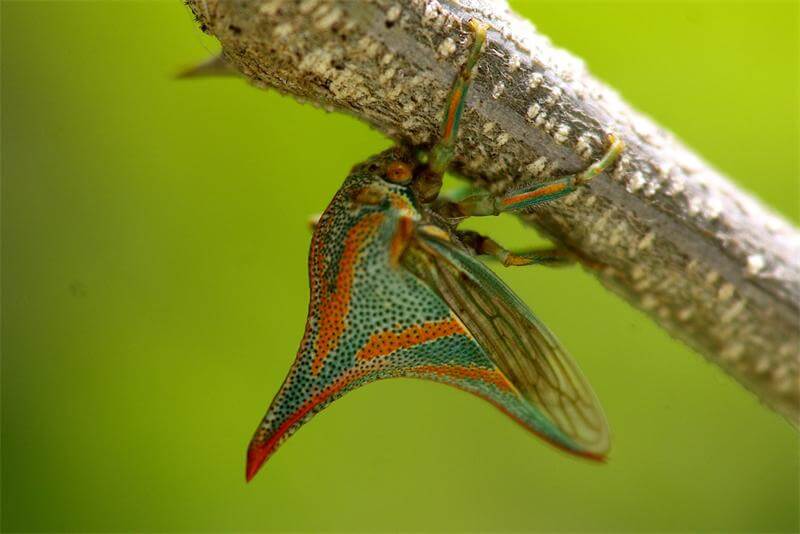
[186,0,800,425]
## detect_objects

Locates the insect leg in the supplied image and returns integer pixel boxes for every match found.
[415,19,488,203]
[458,230,575,267]
[499,134,625,212]
[432,134,624,219]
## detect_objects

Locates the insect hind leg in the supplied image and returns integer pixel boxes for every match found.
[457,230,575,267]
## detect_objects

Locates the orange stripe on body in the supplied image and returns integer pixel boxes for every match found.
[357,318,464,361]
[311,212,384,375]
[246,367,374,481]
[410,364,513,392]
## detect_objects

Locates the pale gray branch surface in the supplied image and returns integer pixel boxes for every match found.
[187,0,800,425]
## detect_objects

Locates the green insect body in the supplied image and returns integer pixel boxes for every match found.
[246,19,624,482]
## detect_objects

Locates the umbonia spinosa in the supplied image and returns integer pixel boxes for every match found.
[245,19,624,482]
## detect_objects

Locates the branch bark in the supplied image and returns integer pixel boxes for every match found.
[186,0,800,425]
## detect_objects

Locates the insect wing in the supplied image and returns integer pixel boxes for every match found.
[402,232,610,458]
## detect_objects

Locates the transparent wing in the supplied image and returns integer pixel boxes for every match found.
[402,232,610,457]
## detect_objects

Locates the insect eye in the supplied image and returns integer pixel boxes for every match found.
[350,184,386,205]
[386,161,412,184]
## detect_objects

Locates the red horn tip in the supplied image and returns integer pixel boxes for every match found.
[246,443,269,483]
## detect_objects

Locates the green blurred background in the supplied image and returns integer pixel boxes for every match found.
[2,1,798,532]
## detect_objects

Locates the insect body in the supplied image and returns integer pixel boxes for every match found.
[246,20,623,482]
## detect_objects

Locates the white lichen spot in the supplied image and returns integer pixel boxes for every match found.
[643,180,660,197]
[677,307,694,322]
[612,155,629,181]
[746,254,765,275]
[329,66,370,101]
[717,283,735,302]
[665,174,686,196]
[482,122,496,135]
[526,103,541,121]
[754,356,771,374]
[766,216,783,232]
[602,265,617,277]
[634,279,652,292]
[437,37,456,58]
[422,1,441,25]
[298,0,319,14]
[637,231,656,251]
[496,132,510,146]
[470,154,486,169]
[528,72,543,89]
[312,2,330,19]
[381,53,394,65]
[626,171,645,193]
[576,134,594,159]
[508,54,521,72]
[407,74,425,88]
[488,159,505,175]
[771,364,791,381]
[379,67,396,85]
[386,4,402,22]
[778,342,796,357]
[774,376,797,394]
[526,157,548,177]
[593,209,613,235]
[386,84,404,100]
[554,124,570,144]
[705,197,723,220]
[545,86,563,106]
[492,81,505,99]
[721,343,745,362]
[400,116,422,132]
[259,0,284,15]
[273,22,294,38]
[715,325,735,341]
[543,118,555,133]
[641,294,658,310]
[357,35,372,54]
[688,196,703,216]
[562,190,579,206]
[534,112,547,128]
[298,47,333,74]
[584,195,596,207]
[721,299,746,323]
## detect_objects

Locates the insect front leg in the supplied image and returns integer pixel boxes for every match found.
[414,19,488,203]
[457,230,575,267]
[433,134,625,220]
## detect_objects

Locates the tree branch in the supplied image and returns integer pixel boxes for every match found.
[186,0,800,425]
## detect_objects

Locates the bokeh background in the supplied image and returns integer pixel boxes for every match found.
[3,1,798,532]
